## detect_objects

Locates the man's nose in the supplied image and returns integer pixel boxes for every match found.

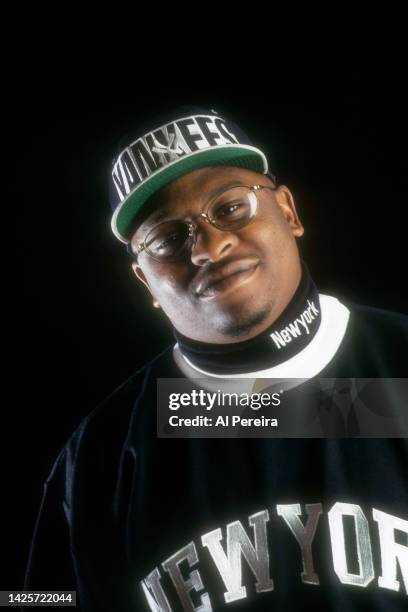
[190,219,239,266]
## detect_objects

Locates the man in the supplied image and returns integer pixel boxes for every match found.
[24,107,407,611]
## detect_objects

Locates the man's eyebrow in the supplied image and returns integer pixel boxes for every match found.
[206,180,245,201]
[145,207,172,225]
[144,180,246,227]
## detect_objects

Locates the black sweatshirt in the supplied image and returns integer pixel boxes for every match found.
[24,301,408,611]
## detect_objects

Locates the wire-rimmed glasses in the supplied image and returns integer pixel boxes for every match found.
[127,184,277,263]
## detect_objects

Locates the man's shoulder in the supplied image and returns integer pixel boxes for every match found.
[40,346,179,507]
[322,298,407,377]
[346,301,407,336]
[60,346,176,465]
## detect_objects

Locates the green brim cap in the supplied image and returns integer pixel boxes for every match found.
[109,108,270,243]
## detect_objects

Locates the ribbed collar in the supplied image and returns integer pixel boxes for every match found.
[174,262,321,375]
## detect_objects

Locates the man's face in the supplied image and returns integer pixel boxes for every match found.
[130,166,304,344]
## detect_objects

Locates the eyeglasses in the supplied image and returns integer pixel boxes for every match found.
[127,184,277,263]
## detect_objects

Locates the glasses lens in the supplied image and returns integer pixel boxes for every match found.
[145,221,191,261]
[208,187,257,230]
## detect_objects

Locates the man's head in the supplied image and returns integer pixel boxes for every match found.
[128,166,304,343]
[109,107,304,343]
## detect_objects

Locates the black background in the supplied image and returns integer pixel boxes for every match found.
[4,12,407,591]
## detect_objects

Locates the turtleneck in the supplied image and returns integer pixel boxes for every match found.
[174,262,322,375]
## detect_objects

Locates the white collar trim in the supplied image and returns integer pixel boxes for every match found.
[173,294,350,380]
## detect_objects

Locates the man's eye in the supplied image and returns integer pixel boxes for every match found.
[215,201,243,217]
[155,232,186,252]
[157,234,179,248]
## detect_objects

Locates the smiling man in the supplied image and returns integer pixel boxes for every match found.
[130,165,303,343]
[24,107,407,611]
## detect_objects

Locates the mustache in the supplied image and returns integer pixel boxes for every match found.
[191,256,260,296]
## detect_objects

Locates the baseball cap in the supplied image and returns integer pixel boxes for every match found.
[109,106,276,243]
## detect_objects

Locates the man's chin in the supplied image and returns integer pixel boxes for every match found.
[209,304,274,340]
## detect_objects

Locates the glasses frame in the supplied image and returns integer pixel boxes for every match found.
[127,183,277,263]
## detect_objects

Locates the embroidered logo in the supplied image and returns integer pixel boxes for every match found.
[270,300,320,349]
[111,114,240,202]
[150,132,186,162]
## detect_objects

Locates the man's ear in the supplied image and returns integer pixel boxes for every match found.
[274,186,305,237]
[132,262,155,298]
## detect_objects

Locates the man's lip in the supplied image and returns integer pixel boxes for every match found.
[193,259,260,297]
